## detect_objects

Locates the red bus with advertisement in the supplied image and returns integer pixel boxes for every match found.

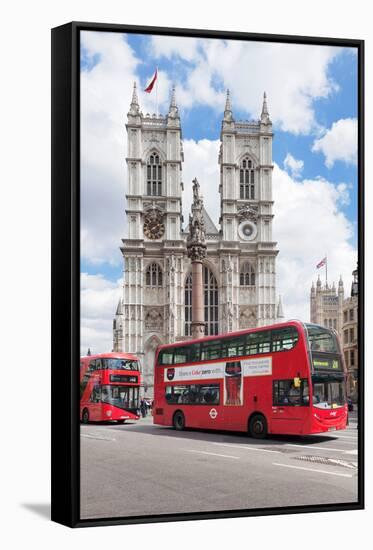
[153,321,347,438]
[80,352,141,423]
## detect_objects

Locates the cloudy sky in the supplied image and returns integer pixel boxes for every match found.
[80,31,358,355]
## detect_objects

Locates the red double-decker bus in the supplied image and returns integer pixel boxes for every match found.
[80,352,140,423]
[153,321,347,438]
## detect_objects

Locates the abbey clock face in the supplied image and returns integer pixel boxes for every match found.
[238,220,257,241]
[143,216,165,240]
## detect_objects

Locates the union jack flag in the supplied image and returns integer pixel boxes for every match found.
[316,257,327,269]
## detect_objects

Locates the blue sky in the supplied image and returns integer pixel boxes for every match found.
[80,31,358,353]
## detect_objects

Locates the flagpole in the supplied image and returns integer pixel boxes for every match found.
[325,254,328,286]
[156,66,158,118]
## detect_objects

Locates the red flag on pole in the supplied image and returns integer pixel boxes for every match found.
[144,69,158,93]
[316,257,327,269]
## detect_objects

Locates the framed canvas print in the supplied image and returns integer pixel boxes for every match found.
[51,22,364,527]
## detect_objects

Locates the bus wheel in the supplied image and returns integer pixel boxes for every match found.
[248,414,267,439]
[173,411,185,431]
[82,409,89,424]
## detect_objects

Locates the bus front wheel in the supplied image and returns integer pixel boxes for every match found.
[173,411,185,431]
[82,409,89,424]
[248,414,267,439]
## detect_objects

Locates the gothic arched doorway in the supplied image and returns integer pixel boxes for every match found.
[184,266,219,337]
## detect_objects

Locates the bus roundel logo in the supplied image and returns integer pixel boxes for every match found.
[209,408,218,419]
[166,368,175,381]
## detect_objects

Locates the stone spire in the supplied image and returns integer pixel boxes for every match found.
[316,274,322,289]
[261,91,270,123]
[116,298,123,316]
[351,263,358,297]
[277,295,284,320]
[128,81,140,115]
[168,84,179,119]
[223,89,233,121]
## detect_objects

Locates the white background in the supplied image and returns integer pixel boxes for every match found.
[1,0,371,546]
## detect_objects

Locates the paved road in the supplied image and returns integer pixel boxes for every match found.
[80,413,359,520]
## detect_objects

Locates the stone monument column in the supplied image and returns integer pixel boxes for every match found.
[187,178,207,339]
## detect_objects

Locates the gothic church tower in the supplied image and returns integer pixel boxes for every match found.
[219,91,278,329]
[113,84,185,391]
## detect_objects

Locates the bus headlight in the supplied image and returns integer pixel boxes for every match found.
[106,411,112,417]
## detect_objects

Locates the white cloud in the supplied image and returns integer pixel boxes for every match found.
[151,35,201,63]
[80,31,139,266]
[182,139,220,226]
[283,153,304,178]
[80,273,122,354]
[312,118,358,167]
[150,36,343,134]
[273,163,357,320]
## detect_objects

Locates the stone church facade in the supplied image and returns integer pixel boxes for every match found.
[113,84,282,395]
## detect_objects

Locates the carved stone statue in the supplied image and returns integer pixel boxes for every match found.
[187,178,207,262]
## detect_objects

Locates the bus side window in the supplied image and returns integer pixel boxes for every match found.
[89,360,96,372]
[272,327,299,352]
[273,379,308,406]
[201,340,221,361]
[174,347,190,364]
[190,343,200,362]
[222,337,245,358]
[90,385,101,403]
[80,374,90,398]
[257,331,271,354]
[160,351,174,365]
[246,333,258,355]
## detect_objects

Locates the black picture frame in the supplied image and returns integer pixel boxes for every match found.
[51,21,364,528]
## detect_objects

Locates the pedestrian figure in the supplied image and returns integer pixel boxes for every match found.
[140,398,147,418]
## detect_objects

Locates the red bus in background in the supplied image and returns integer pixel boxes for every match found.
[153,321,347,438]
[80,352,140,423]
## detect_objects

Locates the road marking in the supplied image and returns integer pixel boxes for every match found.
[213,442,281,454]
[81,434,116,442]
[344,449,358,455]
[331,434,357,440]
[272,462,353,478]
[186,449,240,460]
[284,443,352,453]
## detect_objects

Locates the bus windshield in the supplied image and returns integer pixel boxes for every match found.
[101,385,139,409]
[103,358,139,371]
[312,375,346,409]
[306,324,339,353]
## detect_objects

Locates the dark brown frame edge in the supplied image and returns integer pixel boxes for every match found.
[51,21,364,528]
